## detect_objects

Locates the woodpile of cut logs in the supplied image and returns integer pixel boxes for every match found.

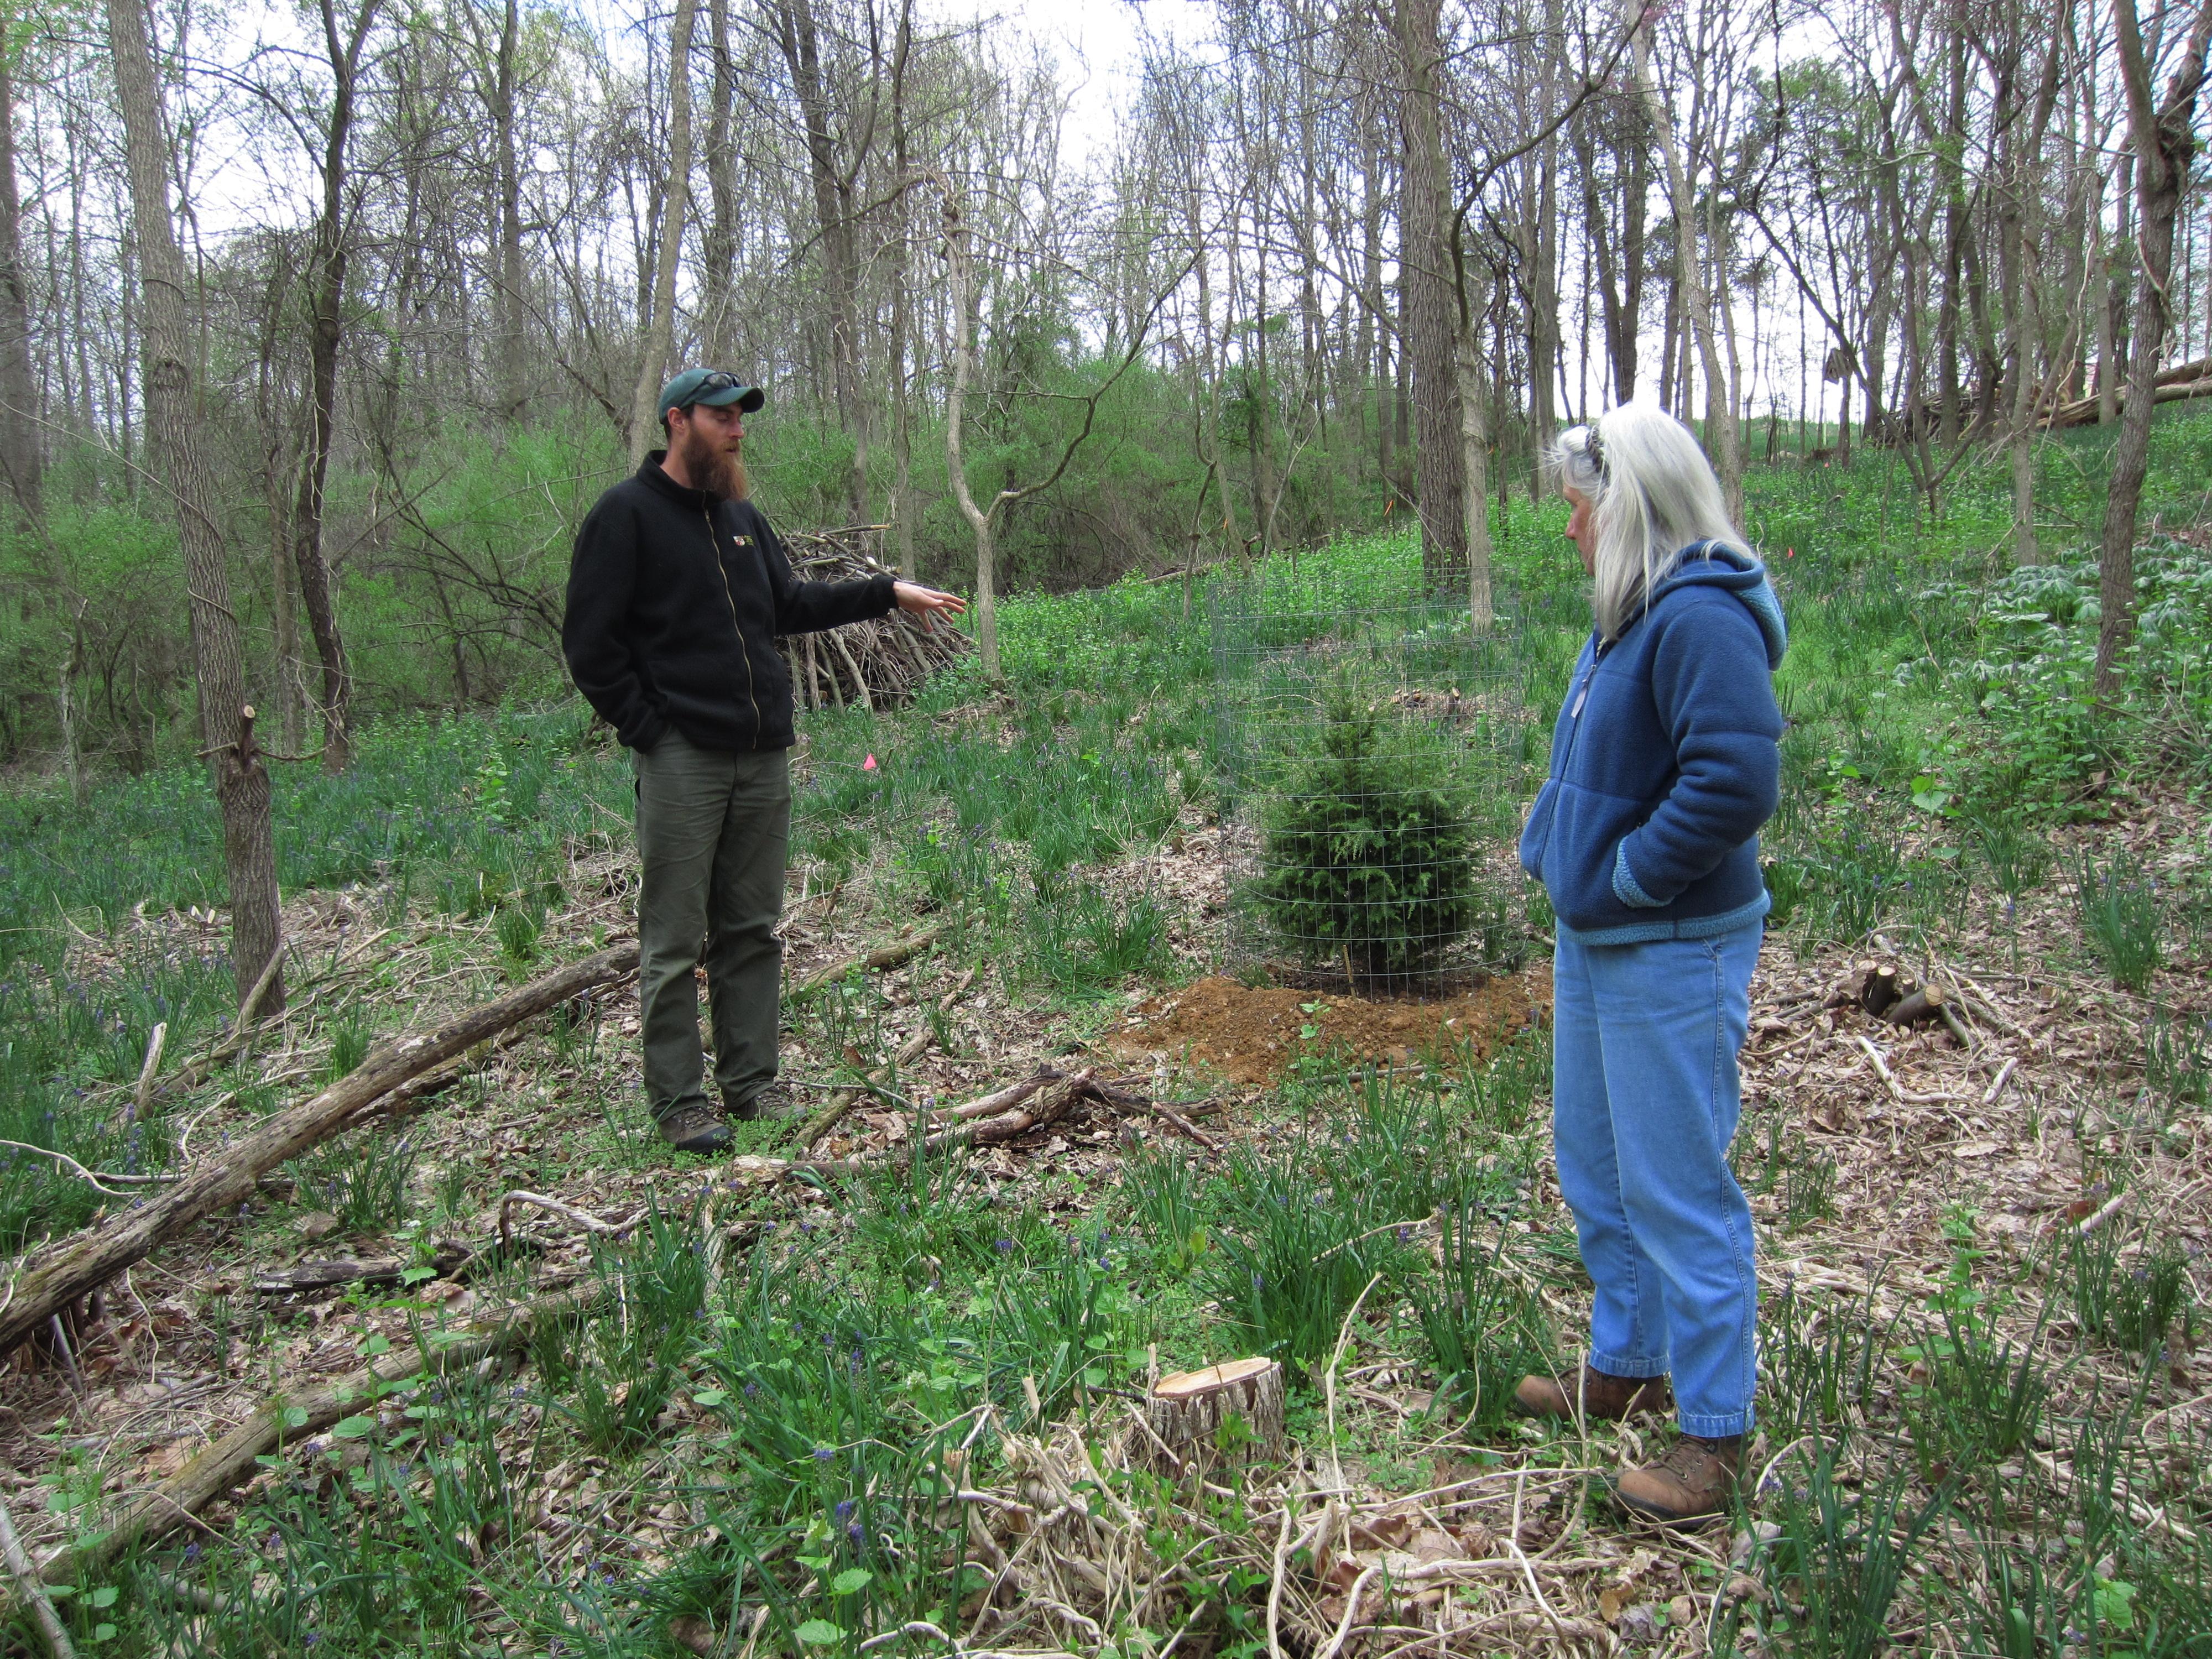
[776,526,969,712]
[1824,956,1964,1036]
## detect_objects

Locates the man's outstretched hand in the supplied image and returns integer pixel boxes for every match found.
[893,581,967,627]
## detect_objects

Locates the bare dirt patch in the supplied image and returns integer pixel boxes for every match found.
[1108,966,1552,1087]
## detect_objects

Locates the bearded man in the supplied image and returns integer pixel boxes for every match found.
[564,369,965,1153]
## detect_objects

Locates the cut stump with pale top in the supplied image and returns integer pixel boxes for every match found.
[1134,1357,1285,1474]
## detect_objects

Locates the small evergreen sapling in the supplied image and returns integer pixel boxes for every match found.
[1256,682,1476,977]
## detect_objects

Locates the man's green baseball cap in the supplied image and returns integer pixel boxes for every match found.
[658,368,765,424]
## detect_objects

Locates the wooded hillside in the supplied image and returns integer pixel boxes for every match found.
[5,0,2209,792]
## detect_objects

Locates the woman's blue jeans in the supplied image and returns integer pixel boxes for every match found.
[1550,921,1762,1437]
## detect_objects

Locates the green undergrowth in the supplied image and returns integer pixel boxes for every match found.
[13,411,2212,1653]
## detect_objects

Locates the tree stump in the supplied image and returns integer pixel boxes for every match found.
[1856,959,1905,1018]
[1134,1358,1285,1475]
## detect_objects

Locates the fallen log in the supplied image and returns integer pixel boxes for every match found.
[2044,357,2212,428]
[0,1495,74,1659]
[790,922,949,998]
[251,1258,406,1295]
[795,967,975,1149]
[252,1238,477,1296]
[933,1072,1054,1125]
[914,1070,1093,1159]
[17,1282,603,1599]
[0,942,639,1359]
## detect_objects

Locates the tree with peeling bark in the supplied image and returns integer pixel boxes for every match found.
[102,0,284,1014]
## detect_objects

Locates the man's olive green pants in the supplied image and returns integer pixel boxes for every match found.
[634,730,789,1123]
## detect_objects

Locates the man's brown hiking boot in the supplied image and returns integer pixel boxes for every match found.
[1511,1366,1674,1422]
[727,1082,797,1123]
[655,1103,733,1155]
[1614,1433,1744,1526]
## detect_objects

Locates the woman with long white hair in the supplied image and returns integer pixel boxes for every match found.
[1514,402,1786,1525]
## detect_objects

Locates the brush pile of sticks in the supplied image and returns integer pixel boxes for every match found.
[776,526,969,712]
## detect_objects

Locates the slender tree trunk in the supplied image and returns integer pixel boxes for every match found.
[2101,156,2132,424]
[1999,148,2043,565]
[1936,27,1969,447]
[778,0,868,523]
[886,2,914,578]
[58,606,86,805]
[941,187,997,680]
[270,466,302,755]
[628,0,698,466]
[700,0,739,366]
[2096,0,2212,700]
[1394,0,1467,583]
[106,0,284,1011]
[0,29,40,518]
[492,0,527,421]
[1630,7,1740,518]
[1457,307,1494,629]
[291,0,379,774]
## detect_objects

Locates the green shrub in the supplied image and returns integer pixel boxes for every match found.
[1254,682,1475,977]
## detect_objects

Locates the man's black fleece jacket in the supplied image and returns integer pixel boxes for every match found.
[564,455,896,753]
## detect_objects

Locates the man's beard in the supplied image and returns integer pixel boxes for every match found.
[676,427,749,501]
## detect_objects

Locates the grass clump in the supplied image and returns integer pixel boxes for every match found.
[2073,847,2164,989]
[1413,1196,1550,1431]
[287,1130,416,1234]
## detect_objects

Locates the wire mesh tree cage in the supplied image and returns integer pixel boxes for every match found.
[1208,572,1559,998]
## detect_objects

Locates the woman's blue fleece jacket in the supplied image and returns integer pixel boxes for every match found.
[1518,545,1787,945]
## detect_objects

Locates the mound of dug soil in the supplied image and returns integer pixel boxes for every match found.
[1109,967,1551,1088]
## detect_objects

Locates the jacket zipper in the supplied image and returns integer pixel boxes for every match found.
[1554,637,1610,777]
[706,507,763,739]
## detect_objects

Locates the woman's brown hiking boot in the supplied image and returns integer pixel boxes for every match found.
[1511,1366,1674,1422]
[1614,1433,1744,1526]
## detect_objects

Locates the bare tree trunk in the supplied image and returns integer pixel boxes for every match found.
[1394,0,1467,583]
[700,0,739,365]
[291,0,379,774]
[886,1,914,578]
[2096,0,2212,701]
[1457,309,1494,629]
[105,0,284,1012]
[942,188,997,680]
[2100,155,2132,425]
[1937,27,1968,447]
[0,29,40,518]
[58,605,86,805]
[628,0,698,467]
[1630,4,1740,518]
[492,0,528,421]
[776,0,868,523]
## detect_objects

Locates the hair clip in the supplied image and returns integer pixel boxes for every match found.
[1584,421,1608,478]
